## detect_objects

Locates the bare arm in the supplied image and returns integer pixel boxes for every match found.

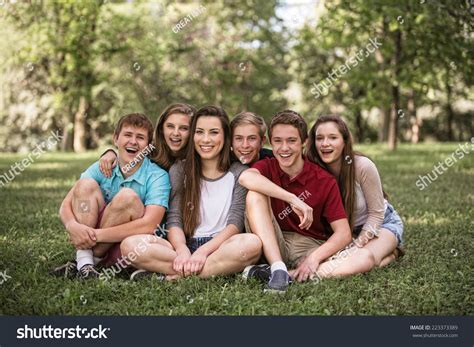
[239,168,313,229]
[98,149,118,178]
[168,226,191,274]
[190,224,239,257]
[59,185,97,249]
[95,205,166,242]
[292,218,352,282]
[59,186,76,229]
[354,156,385,246]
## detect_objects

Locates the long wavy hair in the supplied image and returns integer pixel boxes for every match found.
[181,105,232,238]
[151,103,195,171]
[306,114,360,229]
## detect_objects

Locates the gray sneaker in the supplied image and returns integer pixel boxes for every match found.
[51,260,77,279]
[242,264,271,283]
[77,264,101,280]
[130,269,165,281]
[264,270,290,293]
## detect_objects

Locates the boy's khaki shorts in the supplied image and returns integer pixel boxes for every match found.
[244,213,325,267]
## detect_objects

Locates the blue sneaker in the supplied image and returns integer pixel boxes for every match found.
[264,270,290,293]
[242,264,271,283]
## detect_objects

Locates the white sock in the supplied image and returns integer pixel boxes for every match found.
[270,261,287,273]
[93,256,103,265]
[76,250,94,270]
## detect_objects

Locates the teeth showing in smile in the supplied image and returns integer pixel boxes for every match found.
[200,146,213,151]
[280,154,291,158]
[125,147,138,153]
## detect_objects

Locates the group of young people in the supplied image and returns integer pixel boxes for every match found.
[53,103,404,293]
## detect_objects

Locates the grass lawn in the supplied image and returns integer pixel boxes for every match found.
[0,143,472,315]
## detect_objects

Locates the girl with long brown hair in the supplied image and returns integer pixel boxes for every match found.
[305,114,404,277]
[99,103,195,174]
[121,106,262,280]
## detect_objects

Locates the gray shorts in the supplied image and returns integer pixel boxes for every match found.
[244,213,324,267]
[354,201,404,246]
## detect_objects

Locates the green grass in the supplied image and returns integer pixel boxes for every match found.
[0,143,473,315]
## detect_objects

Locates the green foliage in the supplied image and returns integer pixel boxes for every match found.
[0,0,291,151]
[293,0,473,142]
[0,143,472,315]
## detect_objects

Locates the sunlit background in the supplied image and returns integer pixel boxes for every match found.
[0,0,472,153]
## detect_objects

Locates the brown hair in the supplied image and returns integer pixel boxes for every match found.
[114,113,154,144]
[268,109,308,143]
[230,111,267,139]
[306,114,367,230]
[181,105,232,238]
[152,103,195,171]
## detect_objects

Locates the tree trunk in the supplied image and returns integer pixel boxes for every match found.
[354,108,363,142]
[445,71,454,141]
[60,124,74,151]
[408,89,420,143]
[378,107,390,142]
[388,29,402,151]
[60,108,74,151]
[388,85,400,150]
[73,96,88,152]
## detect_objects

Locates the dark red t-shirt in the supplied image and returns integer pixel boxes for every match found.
[251,157,347,240]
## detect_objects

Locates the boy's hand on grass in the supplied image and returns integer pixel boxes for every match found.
[99,150,117,178]
[67,221,97,249]
[289,195,313,230]
[184,250,207,277]
[292,254,320,282]
[173,248,192,276]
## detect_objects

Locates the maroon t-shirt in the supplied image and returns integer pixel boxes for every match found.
[252,157,347,240]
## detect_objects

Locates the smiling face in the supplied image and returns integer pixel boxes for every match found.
[194,116,225,162]
[315,121,345,165]
[113,125,150,166]
[232,124,265,165]
[163,112,191,153]
[270,124,305,172]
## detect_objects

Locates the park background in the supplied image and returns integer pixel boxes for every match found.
[0,0,472,315]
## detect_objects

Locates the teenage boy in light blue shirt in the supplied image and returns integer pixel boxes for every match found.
[53,113,171,279]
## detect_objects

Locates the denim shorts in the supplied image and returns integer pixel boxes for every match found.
[354,202,404,246]
[187,237,213,254]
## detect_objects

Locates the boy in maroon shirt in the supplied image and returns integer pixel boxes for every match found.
[239,110,351,293]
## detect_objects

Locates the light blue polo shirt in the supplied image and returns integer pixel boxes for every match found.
[80,156,170,209]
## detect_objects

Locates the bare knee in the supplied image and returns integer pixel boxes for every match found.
[110,188,143,215]
[356,248,376,272]
[120,235,143,264]
[244,234,262,259]
[233,234,262,262]
[246,191,267,207]
[74,178,100,196]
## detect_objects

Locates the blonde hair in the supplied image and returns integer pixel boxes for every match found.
[230,111,267,139]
